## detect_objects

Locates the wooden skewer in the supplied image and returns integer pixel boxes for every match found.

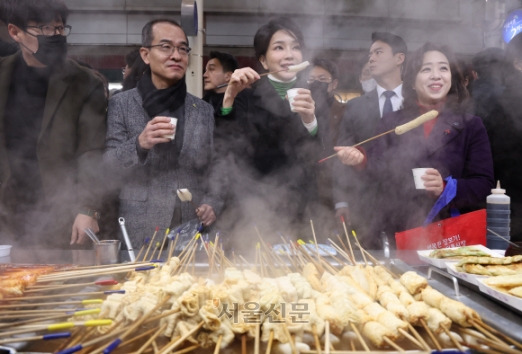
[311,324,322,354]
[24,279,118,293]
[465,342,502,354]
[158,321,204,354]
[318,128,395,163]
[169,231,180,259]
[133,237,148,263]
[0,331,71,345]
[156,228,170,261]
[329,236,355,266]
[383,336,404,352]
[460,328,520,354]
[310,219,321,261]
[213,334,223,354]
[407,322,431,351]
[324,320,330,354]
[349,322,370,352]
[36,263,154,282]
[351,229,368,265]
[398,328,424,350]
[0,313,66,329]
[173,344,200,353]
[441,324,465,352]
[420,318,442,351]
[470,319,522,350]
[318,110,438,163]
[59,324,98,353]
[217,64,310,90]
[116,326,159,351]
[134,323,168,354]
[143,226,159,261]
[469,319,505,345]
[265,329,274,354]
[281,321,297,354]
[0,319,112,338]
[37,262,144,280]
[339,217,356,263]
[208,233,220,276]
[0,299,103,309]
[68,310,177,354]
[254,322,260,354]
[92,295,171,354]
[0,289,123,302]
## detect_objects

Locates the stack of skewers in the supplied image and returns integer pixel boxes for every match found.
[0,221,521,354]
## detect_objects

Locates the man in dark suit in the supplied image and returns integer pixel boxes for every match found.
[0,0,107,248]
[202,51,238,117]
[332,32,407,246]
[105,19,223,246]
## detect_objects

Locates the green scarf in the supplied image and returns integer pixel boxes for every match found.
[268,77,296,100]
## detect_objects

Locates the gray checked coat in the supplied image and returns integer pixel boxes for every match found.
[105,88,224,245]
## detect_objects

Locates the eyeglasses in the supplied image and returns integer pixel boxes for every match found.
[25,24,72,37]
[307,76,333,84]
[146,43,191,57]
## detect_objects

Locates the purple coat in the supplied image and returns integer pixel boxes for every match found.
[363,107,494,235]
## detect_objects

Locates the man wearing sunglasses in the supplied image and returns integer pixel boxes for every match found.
[0,0,107,248]
[105,19,223,246]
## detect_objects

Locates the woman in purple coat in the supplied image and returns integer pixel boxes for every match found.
[335,42,494,245]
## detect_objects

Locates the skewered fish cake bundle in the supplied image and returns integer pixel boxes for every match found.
[421,287,480,327]
[400,271,428,295]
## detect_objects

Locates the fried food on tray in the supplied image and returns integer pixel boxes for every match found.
[508,286,522,298]
[0,265,56,299]
[428,246,490,259]
[458,263,522,276]
[457,255,522,266]
[483,274,522,288]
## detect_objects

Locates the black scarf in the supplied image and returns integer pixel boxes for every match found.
[137,67,187,117]
[137,67,187,165]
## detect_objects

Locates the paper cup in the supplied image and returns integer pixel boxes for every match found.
[94,240,121,265]
[163,117,178,140]
[287,88,300,112]
[412,168,429,189]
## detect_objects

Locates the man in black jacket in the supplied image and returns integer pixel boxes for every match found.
[0,0,107,247]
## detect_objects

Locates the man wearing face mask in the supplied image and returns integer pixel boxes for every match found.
[359,60,377,94]
[0,0,107,248]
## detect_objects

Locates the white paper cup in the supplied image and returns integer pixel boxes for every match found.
[412,168,429,189]
[287,88,300,112]
[163,117,178,140]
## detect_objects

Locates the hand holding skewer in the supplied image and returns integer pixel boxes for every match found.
[177,189,216,227]
[318,110,439,164]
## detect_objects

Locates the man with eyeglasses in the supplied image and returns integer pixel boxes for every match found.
[105,19,223,247]
[0,0,107,248]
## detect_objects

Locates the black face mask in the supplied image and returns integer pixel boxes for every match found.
[308,81,331,107]
[33,34,67,67]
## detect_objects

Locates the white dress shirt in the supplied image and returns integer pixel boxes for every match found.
[376,84,403,118]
